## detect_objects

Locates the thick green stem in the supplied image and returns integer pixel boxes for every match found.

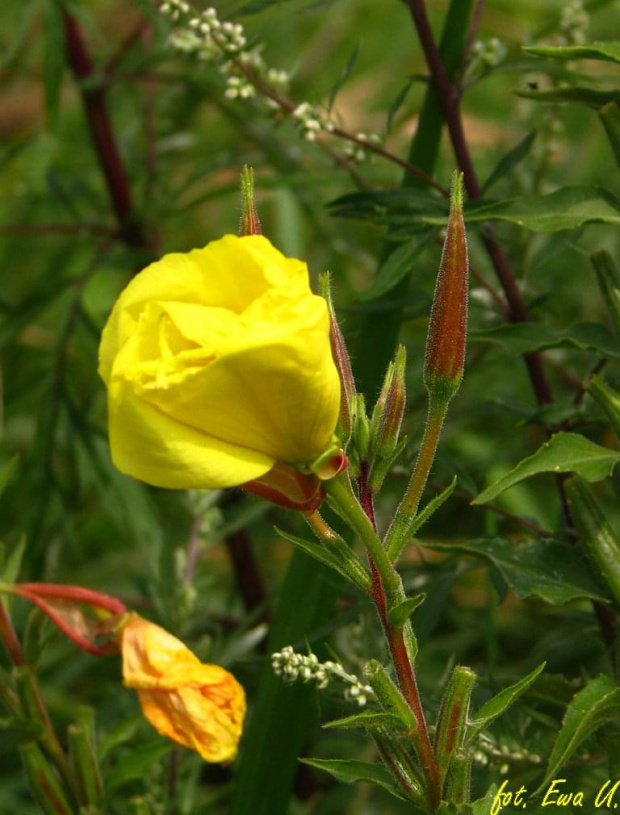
[386,394,449,560]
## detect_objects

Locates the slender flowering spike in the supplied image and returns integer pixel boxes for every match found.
[319,272,357,439]
[424,172,468,405]
[239,165,262,236]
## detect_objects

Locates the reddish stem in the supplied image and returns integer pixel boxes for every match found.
[0,602,25,666]
[358,464,441,810]
[62,11,145,249]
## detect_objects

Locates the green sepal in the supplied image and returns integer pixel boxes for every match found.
[387,594,426,630]
[565,477,620,607]
[20,741,77,815]
[466,661,546,743]
[300,757,408,802]
[434,666,476,789]
[323,711,404,731]
[276,528,371,593]
[363,659,417,731]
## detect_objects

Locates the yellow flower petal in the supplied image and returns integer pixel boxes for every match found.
[99,235,341,490]
[120,614,246,763]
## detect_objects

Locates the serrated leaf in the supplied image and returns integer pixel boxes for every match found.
[535,675,620,792]
[431,186,620,233]
[525,41,620,65]
[467,662,546,742]
[473,433,620,504]
[300,757,407,801]
[471,321,620,359]
[360,231,436,301]
[423,538,609,605]
[323,711,403,731]
[481,131,536,195]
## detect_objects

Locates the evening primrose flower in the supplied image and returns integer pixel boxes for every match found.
[99,235,341,500]
[119,613,245,763]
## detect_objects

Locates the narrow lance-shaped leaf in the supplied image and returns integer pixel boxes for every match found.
[467,662,546,743]
[591,249,620,333]
[586,376,620,440]
[599,101,620,170]
[300,757,408,802]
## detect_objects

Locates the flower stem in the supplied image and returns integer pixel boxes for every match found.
[385,394,449,561]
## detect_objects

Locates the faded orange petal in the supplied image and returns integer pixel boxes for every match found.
[119,613,246,763]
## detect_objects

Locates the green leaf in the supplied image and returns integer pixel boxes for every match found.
[467,662,546,742]
[473,433,620,504]
[481,131,536,195]
[517,86,620,109]
[327,44,360,112]
[323,711,404,731]
[535,675,620,792]
[1,0,40,70]
[387,594,426,629]
[524,41,620,65]
[471,321,620,359]
[276,528,371,592]
[300,757,406,801]
[445,186,620,233]
[104,742,171,794]
[360,231,436,301]
[408,476,458,539]
[423,538,610,605]
[42,0,67,125]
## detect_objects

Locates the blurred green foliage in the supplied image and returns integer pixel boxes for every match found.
[1,0,620,812]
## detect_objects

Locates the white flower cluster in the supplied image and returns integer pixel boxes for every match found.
[471,37,507,69]
[160,1,290,102]
[559,0,590,46]
[344,131,383,164]
[272,645,373,706]
[472,733,542,775]
[292,102,335,143]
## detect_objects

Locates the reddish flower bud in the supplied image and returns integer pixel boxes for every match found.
[424,172,469,404]
[239,165,262,236]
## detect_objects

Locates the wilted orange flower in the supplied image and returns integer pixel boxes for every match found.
[119,613,246,763]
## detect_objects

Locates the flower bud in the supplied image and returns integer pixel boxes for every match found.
[372,346,407,460]
[424,172,469,405]
[586,375,620,440]
[319,272,357,439]
[434,666,476,789]
[19,742,76,815]
[239,165,262,236]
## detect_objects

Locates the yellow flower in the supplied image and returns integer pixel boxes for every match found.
[99,235,341,491]
[119,613,246,763]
